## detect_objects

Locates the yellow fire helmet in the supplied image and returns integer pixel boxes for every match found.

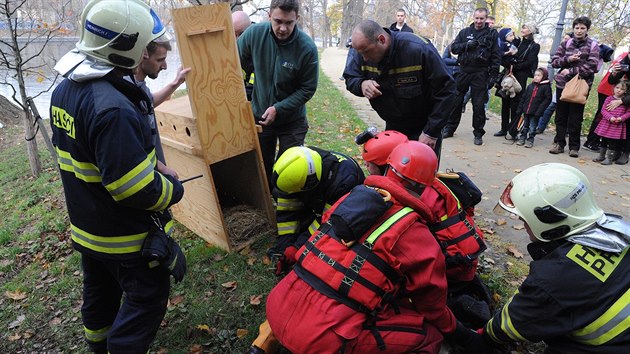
[273,147,323,194]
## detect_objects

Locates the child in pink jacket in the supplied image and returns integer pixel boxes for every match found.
[594,81,630,164]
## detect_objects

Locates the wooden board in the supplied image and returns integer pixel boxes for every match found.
[171,3,258,164]
[151,3,275,251]
[163,145,231,251]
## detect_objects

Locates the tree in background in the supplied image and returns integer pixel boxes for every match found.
[0,0,76,177]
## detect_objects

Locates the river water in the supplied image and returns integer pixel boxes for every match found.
[0,37,183,119]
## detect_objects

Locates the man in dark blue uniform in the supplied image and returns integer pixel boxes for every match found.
[50,1,185,352]
[343,20,456,155]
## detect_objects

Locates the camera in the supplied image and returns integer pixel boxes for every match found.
[355,126,378,145]
[619,64,629,72]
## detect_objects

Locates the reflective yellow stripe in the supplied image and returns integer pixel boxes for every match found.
[164,220,174,236]
[84,325,110,342]
[365,207,414,244]
[360,65,380,74]
[322,203,332,214]
[249,72,255,84]
[437,179,462,209]
[307,219,321,235]
[105,151,156,201]
[71,224,146,254]
[277,221,299,235]
[388,65,422,74]
[277,198,303,211]
[148,173,174,211]
[485,317,503,343]
[55,147,102,183]
[571,287,630,345]
[499,291,527,341]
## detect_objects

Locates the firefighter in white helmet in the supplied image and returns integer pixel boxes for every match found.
[50,1,185,352]
[459,163,630,353]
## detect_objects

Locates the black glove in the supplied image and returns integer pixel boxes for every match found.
[164,238,187,283]
[446,322,494,354]
[467,40,479,49]
[142,218,187,283]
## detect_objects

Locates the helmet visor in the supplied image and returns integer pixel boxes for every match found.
[493,181,515,216]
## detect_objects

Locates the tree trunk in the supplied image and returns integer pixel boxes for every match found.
[340,0,364,46]
[23,109,42,177]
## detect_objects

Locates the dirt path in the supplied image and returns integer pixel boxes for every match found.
[321,47,630,256]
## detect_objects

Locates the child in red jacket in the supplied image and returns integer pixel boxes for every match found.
[515,68,553,147]
[593,80,630,164]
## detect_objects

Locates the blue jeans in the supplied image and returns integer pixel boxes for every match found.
[536,101,556,132]
[519,114,539,142]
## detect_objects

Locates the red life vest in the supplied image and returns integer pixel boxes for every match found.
[426,179,486,282]
[294,178,433,314]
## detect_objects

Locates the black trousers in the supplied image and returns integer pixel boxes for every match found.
[553,89,586,151]
[500,92,522,134]
[258,118,309,191]
[444,71,488,138]
[81,254,170,354]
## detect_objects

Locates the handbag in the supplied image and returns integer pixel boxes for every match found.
[560,72,589,104]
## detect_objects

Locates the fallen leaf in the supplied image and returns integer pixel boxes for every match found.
[189,344,203,353]
[578,159,586,164]
[496,218,507,226]
[213,254,225,261]
[608,190,618,195]
[8,315,25,329]
[5,290,27,301]
[49,317,62,325]
[247,257,256,266]
[479,227,494,235]
[221,281,238,290]
[484,257,495,265]
[507,246,523,259]
[512,223,525,230]
[197,324,211,333]
[170,295,184,306]
[22,330,35,339]
[262,256,272,265]
[236,328,249,338]
[492,293,502,303]
[250,294,263,306]
[8,333,21,341]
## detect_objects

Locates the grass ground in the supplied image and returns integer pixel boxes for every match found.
[1,66,537,353]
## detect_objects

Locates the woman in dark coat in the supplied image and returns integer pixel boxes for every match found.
[494,23,540,138]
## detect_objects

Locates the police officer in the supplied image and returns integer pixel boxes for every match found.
[270,146,365,273]
[50,1,184,352]
[465,163,630,352]
[263,141,457,353]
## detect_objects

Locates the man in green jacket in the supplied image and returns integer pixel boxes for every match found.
[237,0,318,190]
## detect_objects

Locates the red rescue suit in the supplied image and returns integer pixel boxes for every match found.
[421,179,486,282]
[266,175,456,354]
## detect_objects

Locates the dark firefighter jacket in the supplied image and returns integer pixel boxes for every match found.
[343,29,456,139]
[485,237,630,352]
[50,71,184,261]
[275,147,365,252]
